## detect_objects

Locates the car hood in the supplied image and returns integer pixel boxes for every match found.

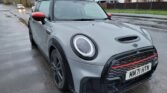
[51,21,153,65]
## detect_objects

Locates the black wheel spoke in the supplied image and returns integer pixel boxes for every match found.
[57,71,63,81]
[57,62,61,68]
[50,49,65,89]
[57,66,61,71]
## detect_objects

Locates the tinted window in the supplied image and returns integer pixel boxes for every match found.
[54,1,107,20]
[38,1,50,16]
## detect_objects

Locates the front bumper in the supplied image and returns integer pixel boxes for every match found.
[68,46,158,93]
[80,63,158,93]
[79,46,158,93]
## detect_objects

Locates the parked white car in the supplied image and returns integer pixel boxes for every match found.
[16,4,26,12]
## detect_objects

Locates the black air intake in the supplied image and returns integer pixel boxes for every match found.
[116,35,140,43]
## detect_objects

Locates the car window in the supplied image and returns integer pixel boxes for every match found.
[54,1,107,20]
[34,2,40,12]
[38,1,50,17]
[83,3,106,19]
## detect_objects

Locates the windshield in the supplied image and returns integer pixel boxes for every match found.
[54,1,108,21]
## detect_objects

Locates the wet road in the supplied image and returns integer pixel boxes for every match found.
[0,7,167,93]
[0,9,63,93]
[112,16,167,31]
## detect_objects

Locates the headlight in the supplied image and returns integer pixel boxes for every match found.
[18,9,22,13]
[71,34,97,60]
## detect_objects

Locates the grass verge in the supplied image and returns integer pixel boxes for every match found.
[105,9,167,15]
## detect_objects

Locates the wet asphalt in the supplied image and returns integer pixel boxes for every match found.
[0,6,167,93]
[0,9,63,93]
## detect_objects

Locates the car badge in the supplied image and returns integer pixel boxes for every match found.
[133,43,138,48]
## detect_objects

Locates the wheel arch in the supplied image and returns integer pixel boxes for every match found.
[48,38,75,92]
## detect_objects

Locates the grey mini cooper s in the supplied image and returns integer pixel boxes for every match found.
[28,0,158,93]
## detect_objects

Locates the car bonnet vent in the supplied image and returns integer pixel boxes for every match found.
[116,35,140,43]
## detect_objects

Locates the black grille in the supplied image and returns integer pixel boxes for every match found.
[113,50,155,67]
[102,46,158,79]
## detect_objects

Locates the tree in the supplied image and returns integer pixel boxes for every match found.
[3,0,12,4]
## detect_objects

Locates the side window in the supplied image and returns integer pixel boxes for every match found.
[34,2,40,12]
[38,1,50,17]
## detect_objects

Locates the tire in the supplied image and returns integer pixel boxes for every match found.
[50,48,68,91]
[28,27,37,48]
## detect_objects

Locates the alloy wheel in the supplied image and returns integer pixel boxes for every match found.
[51,49,65,89]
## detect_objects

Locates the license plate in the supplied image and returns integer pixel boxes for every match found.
[125,63,152,80]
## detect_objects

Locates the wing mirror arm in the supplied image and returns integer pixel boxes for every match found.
[41,20,46,24]
[107,13,112,20]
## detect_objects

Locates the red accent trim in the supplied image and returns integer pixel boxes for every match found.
[112,54,157,69]
[32,12,45,17]
[32,12,45,21]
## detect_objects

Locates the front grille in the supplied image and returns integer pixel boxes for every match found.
[102,46,158,79]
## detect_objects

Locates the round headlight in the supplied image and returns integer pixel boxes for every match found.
[71,34,97,60]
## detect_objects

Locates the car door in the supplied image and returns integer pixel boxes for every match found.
[35,1,51,55]
[29,1,41,45]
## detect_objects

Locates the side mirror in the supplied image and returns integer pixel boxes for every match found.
[107,13,112,20]
[32,12,45,22]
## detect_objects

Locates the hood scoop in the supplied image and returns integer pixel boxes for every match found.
[116,35,140,43]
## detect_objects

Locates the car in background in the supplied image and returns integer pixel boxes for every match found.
[28,0,158,93]
[16,4,26,12]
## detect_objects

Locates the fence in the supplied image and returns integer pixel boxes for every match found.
[107,2,167,10]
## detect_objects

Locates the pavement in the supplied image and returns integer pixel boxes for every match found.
[112,16,167,31]
[0,4,64,93]
[0,4,30,25]
[0,4,167,93]
[112,13,167,20]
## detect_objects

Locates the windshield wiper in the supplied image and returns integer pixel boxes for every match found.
[73,18,109,21]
